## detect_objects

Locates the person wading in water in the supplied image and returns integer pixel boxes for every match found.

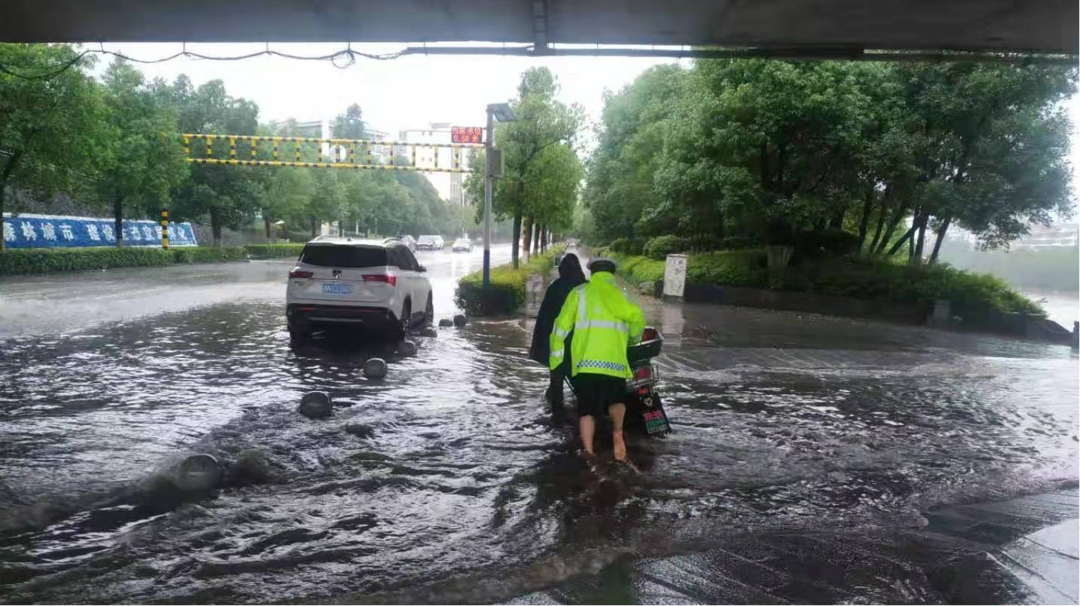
[530,253,587,414]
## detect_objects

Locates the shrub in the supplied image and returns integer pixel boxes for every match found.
[0,247,171,276]
[244,243,305,259]
[765,257,1044,317]
[718,235,760,251]
[794,228,861,260]
[285,230,314,243]
[643,235,690,260]
[455,248,563,315]
[764,218,795,246]
[169,246,248,264]
[687,249,768,287]
[609,237,647,256]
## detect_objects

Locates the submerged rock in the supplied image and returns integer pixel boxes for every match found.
[344,423,375,439]
[453,314,468,328]
[177,454,222,492]
[298,391,333,418]
[363,358,388,378]
[438,318,453,327]
[421,326,438,338]
[397,341,418,357]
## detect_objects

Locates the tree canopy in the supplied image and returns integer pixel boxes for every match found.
[464,67,585,266]
[584,59,1077,262]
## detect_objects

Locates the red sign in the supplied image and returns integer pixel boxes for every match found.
[451,126,484,144]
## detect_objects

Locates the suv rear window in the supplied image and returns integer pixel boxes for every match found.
[300,244,387,268]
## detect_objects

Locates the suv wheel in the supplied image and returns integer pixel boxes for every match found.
[396,300,412,339]
[424,294,434,325]
[289,325,310,345]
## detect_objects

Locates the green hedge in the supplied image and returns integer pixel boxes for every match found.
[455,248,563,315]
[597,247,1042,318]
[170,246,248,264]
[0,246,250,276]
[244,243,305,259]
[0,247,172,275]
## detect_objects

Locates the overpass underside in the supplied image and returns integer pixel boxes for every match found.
[0,0,1076,59]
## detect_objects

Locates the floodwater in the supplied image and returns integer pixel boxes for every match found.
[1024,289,1080,329]
[0,248,1077,604]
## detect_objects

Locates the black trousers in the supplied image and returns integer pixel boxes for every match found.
[547,367,566,407]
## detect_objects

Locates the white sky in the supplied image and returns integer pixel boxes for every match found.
[100,43,1079,208]
[100,43,672,143]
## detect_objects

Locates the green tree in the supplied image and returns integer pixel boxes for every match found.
[585,65,686,243]
[0,44,105,252]
[94,58,188,247]
[332,103,365,140]
[167,77,265,244]
[465,67,584,267]
[893,63,1077,262]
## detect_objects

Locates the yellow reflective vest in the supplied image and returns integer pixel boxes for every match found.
[549,271,646,379]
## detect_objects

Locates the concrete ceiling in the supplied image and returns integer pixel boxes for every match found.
[0,0,1076,55]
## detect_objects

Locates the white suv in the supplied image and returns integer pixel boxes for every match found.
[286,238,433,343]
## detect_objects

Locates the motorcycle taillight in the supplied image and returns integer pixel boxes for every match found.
[633,366,652,381]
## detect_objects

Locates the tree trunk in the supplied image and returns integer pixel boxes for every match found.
[210,209,223,247]
[0,179,7,253]
[311,216,317,237]
[338,219,344,237]
[0,151,25,253]
[264,216,273,241]
[511,211,522,269]
[114,197,124,248]
[876,203,909,255]
[829,200,846,229]
[522,216,533,262]
[886,221,919,257]
[856,187,874,251]
[866,186,892,255]
[533,223,540,255]
[539,225,546,253]
[929,216,951,264]
[912,214,928,265]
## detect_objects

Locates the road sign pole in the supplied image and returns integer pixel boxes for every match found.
[483,108,494,290]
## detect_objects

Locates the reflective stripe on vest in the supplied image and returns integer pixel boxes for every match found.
[577,359,627,373]
[553,326,570,338]
[576,287,628,333]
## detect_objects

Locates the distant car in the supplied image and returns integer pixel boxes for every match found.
[286,238,433,343]
[452,237,473,253]
[383,235,417,252]
[433,236,445,249]
[416,235,438,251]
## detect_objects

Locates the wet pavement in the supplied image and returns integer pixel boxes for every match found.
[0,245,1077,604]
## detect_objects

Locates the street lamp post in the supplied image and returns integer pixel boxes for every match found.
[482,102,516,290]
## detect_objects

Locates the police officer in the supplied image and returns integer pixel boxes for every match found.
[549,258,645,461]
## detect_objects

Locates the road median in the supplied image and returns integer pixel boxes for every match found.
[454,247,563,316]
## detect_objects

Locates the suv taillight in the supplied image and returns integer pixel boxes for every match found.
[363,274,397,286]
[289,269,313,279]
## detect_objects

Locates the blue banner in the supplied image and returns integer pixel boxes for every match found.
[2,214,197,249]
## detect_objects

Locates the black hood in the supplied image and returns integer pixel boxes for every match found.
[558,253,586,283]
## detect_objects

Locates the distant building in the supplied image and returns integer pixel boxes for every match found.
[1014,222,1079,250]
[398,123,478,205]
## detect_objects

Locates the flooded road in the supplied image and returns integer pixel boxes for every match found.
[1,247,1077,604]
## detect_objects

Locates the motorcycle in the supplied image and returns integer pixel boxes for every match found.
[564,326,672,437]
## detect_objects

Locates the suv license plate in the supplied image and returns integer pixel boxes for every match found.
[322,283,354,294]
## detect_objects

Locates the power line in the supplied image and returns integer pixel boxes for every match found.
[1,42,1074,82]
[0,45,407,81]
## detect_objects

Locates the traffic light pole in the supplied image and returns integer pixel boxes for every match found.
[482,107,494,290]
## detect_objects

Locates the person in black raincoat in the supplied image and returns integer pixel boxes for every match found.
[530,253,587,412]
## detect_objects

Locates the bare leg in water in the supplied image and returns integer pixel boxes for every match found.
[579,415,596,456]
[609,402,627,461]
